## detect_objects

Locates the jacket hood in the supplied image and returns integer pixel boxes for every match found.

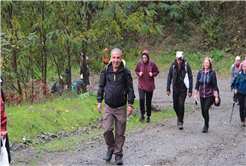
[142,50,149,61]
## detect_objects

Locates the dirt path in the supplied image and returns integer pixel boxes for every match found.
[11,71,245,166]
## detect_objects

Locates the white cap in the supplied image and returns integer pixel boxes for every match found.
[235,56,241,61]
[176,51,183,59]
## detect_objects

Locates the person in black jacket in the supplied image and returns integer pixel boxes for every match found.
[97,48,135,165]
[166,51,193,130]
[62,67,70,88]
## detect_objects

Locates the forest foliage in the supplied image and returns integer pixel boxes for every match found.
[1,1,245,104]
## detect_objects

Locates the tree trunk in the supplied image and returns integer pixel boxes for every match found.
[82,46,87,92]
[13,47,22,96]
[67,44,71,88]
[52,54,62,84]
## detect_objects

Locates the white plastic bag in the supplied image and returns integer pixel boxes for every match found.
[0,138,9,166]
[184,73,189,89]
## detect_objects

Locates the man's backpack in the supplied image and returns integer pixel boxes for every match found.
[72,80,84,93]
[51,82,57,93]
[140,60,152,72]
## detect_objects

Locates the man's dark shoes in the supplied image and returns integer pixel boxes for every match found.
[202,126,208,133]
[115,154,123,165]
[139,115,145,121]
[104,150,114,162]
[146,116,150,123]
[178,122,183,130]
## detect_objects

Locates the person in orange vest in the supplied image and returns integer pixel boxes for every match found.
[102,45,112,65]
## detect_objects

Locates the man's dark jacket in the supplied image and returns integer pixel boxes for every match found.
[97,61,135,108]
[166,58,193,94]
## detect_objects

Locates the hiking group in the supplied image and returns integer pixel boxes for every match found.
[96,48,246,165]
[50,54,91,95]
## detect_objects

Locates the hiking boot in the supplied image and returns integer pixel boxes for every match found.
[202,126,208,133]
[178,122,183,130]
[146,116,150,123]
[241,122,245,127]
[115,154,123,165]
[104,150,114,162]
[139,115,145,121]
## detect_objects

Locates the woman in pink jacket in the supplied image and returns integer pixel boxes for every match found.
[135,50,159,122]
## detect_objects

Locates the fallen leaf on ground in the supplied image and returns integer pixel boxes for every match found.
[65,127,67,129]
[74,127,77,129]
[224,156,229,159]
[221,144,225,146]
[86,142,94,145]
[88,131,91,134]
[60,107,63,110]
[30,147,35,150]
[232,143,236,147]
[140,140,144,142]
[63,118,66,121]
[57,149,64,152]
[54,108,57,111]
[159,143,163,145]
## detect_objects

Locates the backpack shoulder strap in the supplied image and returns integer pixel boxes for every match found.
[104,64,109,82]
[185,61,187,73]
[140,60,143,72]
[149,60,152,72]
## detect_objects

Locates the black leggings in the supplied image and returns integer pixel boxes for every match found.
[173,91,187,123]
[200,96,214,128]
[237,92,246,122]
[138,88,153,117]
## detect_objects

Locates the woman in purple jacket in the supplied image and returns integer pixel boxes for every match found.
[135,50,159,122]
[194,57,219,133]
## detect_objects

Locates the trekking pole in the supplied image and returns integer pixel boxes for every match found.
[230,102,235,123]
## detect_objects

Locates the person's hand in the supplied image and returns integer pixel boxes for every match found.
[149,72,152,77]
[97,103,102,114]
[167,91,171,96]
[235,90,238,94]
[215,96,219,104]
[194,94,198,101]
[188,93,192,98]
[1,131,7,139]
[127,106,132,116]
[139,72,143,77]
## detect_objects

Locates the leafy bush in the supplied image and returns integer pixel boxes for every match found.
[210,50,225,62]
